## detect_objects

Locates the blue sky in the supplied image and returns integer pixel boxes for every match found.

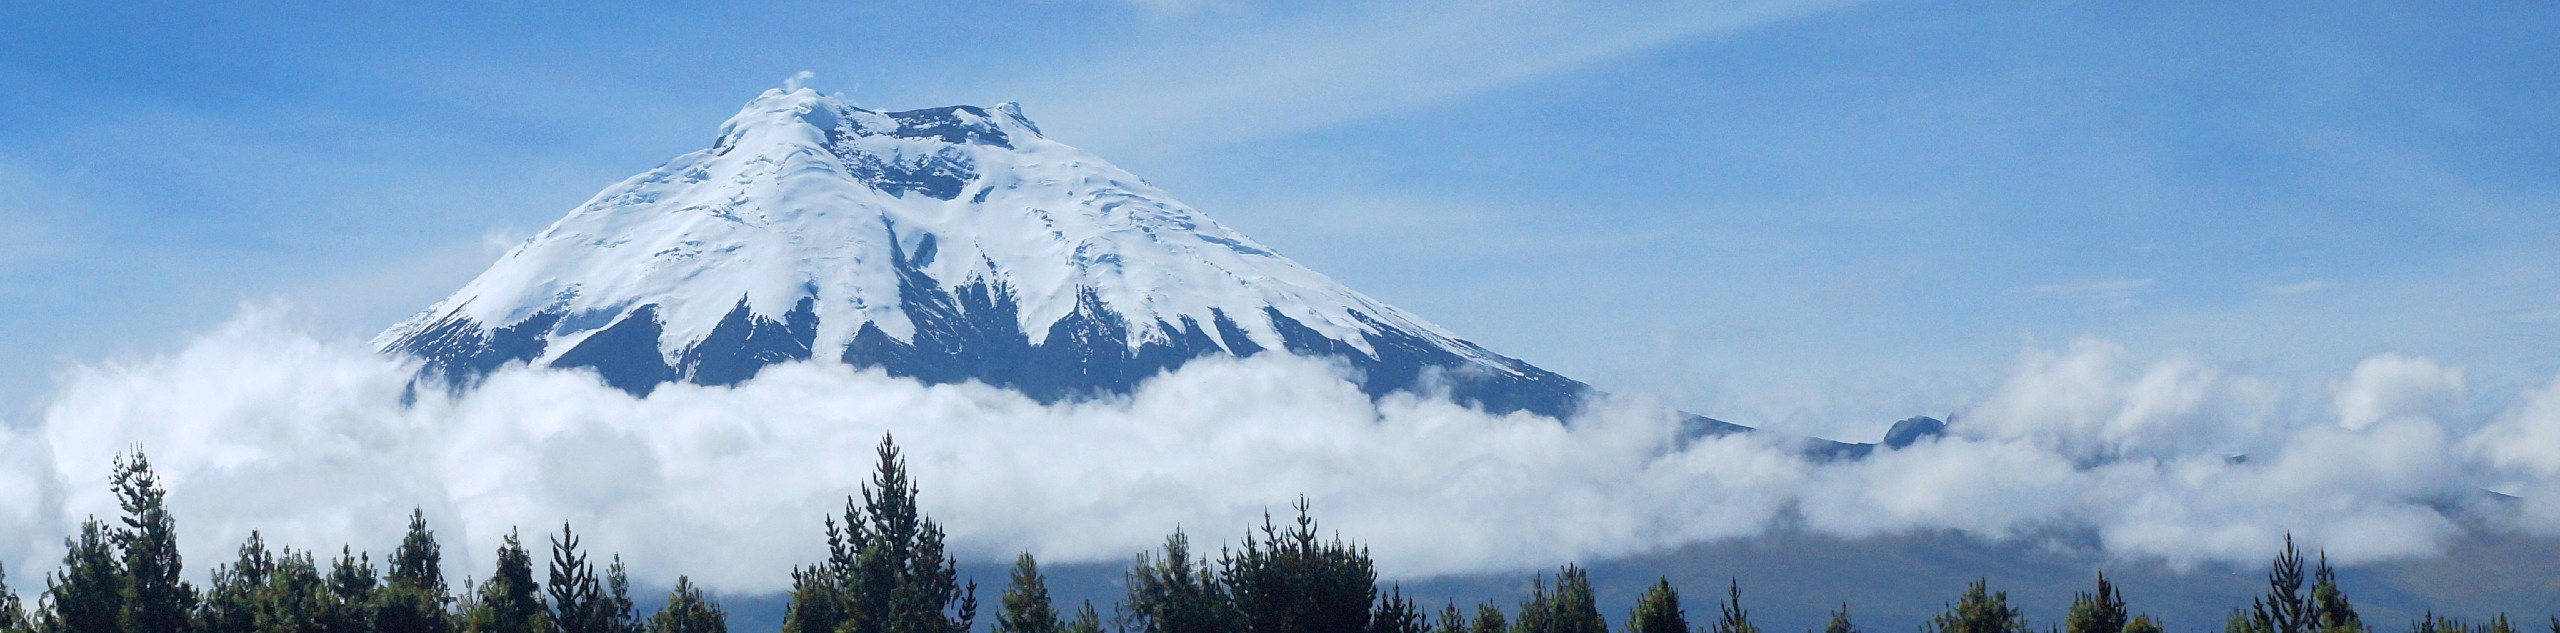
[3,0,2556,440]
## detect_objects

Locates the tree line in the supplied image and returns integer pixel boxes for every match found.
[2,439,2552,633]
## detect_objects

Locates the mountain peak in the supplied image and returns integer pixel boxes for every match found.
[379,88,1590,418]
[717,89,1044,157]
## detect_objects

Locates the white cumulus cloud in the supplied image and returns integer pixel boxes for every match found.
[1,310,2548,595]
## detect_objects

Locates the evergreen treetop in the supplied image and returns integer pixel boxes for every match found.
[780,434,977,633]
[1433,601,1467,633]
[1468,602,1506,633]
[1625,577,1688,633]
[0,562,25,633]
[44,520,125,632]
[1221,499,1377,633]
[467,529,548,633]
[389,509,445,593]
[1825,604,1858,633]
[1064,601,1107,633]
[2065,573,2129,633]
[996,553,1062,633]
[111,451,196,633]
[1715,578,1759,633]
[650,576,727,633]
[1512,565,1605,633]
[1121,529,1233,633]
[1926,579,2027,633]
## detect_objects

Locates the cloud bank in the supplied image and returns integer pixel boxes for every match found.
[4,310,2557,596]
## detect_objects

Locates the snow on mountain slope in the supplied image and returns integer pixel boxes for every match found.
[377,88,1597,418]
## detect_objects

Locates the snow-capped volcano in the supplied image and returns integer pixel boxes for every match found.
[377,88,1595,417]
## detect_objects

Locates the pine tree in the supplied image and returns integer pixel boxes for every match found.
[467,529,549,633]
[996,553,1061,633]
[110,451,196,633]
[1924,579,2027,633]
[777,565,847,633]
[2065,573,2129,633]
[779,434,976,633]
[1825,604,1858,633]
[1121,529,1233,633]
[1714,579,1757,633]
[2247,535,2314,633]
[378,510,453,633]
[270,547,334,633]
[1468,602,1505,633]
[602,557,638,633]
[1370,585,1427,633]
[1512,565,1604,633]
[1221,499,1378,633]
[1624,577,1687,633]
[1064,602,1106,633]
[0,562,28,633]
[1434,602,1468,633]
[2308,553,2360,633]
[199,532,275,633]
[648,576,725,633]
[41,519,123,633]
[548,524,604,633]
[324,547,380,633]
[391,510,446,591]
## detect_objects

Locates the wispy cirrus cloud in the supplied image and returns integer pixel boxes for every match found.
[2260,280,2332,296]
[2033,278,2156,311]
[1021,0,1868,150]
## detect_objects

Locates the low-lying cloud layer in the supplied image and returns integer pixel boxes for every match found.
[5,311,2559,595]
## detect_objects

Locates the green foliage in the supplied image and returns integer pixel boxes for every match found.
[542,530,636,633]
[376,510,452,633]
[1512,565,1605,633]
[996,553,1061,633]
[1714,579,1756,633]
[776,565,845,633]
[2125,615,2164,633]
[1221,499,1379,633]
[1623,577,1686,633]
[110,452,196,633]
[1469,602,1506,633]
[2310,554,2361,633]
[1121,530,1234,633]
[389,511,445,593]
[602,558,637,633]
[1825,604,1858,633]
[2231,536,2365,633]
[1924,579,2027,633]
[0,562,28,633]
[779,434,977,633]
[2410,613,2522,633]
[200,532,274,633]
[647,577,724,633]
[465,530,548,633]
[284,548,342,633]
[1434,602,1468,633]
[2065,573,2129,633]
[547,524,603,633]
[42,519,124,633]
[326,547,381,633]
[1064,601,1106,633]
[1371,585,1427,633]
